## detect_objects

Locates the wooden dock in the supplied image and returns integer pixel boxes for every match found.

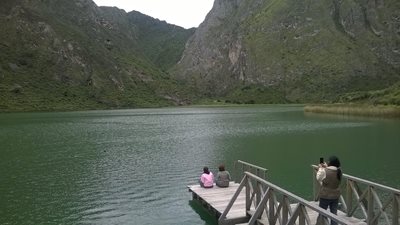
[187,161,399,225]
[188,182,251,224]
[188,182,366,225]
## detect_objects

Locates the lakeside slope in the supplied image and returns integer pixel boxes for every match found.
[304,104,400,118]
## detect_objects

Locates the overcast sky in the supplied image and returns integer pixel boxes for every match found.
[92,0,214,29]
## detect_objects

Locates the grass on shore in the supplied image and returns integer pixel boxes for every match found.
[304,104,400,118]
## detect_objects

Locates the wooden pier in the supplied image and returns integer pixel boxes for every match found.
[188,182,250,224]
[188,161,400,225]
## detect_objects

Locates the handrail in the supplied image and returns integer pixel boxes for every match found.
[219,171,352,225]
[237,160,268,173]
[312,165,400,194]
[244,172,351,225]
[344,174,400,195]
[311,165,400,225]
[235,160,268,180]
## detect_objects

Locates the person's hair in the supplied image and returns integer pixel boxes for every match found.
[218,164,225,172]
[328,156,342,181]
[203,166,210,174]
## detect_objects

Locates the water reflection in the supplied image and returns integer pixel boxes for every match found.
[188,200,218,225]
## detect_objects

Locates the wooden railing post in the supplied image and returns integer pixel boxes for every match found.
[299,204,306,225]
[268,189,275,225]
[312,166,320,201]
[259,181,264,207]
[346,180,353,217]
[367,186,376,225]
[393,194,399,225]
[282,195,289,225]
[246,175,251,211]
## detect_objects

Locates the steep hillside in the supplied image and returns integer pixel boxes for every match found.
[174,0,400,103]
[0,0,194,111]
[339,81,400,105]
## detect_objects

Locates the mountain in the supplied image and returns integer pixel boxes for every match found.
[2,0,399,112]
[0,0,194,111]
[174,0,400,103]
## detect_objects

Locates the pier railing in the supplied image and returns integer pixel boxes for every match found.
[219,171,349,225]
[234,160,268,180]
[312,165,400,225]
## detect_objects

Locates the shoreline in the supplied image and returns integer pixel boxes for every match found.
[304,104,400,118]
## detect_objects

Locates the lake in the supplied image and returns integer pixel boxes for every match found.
[0,105,399,225]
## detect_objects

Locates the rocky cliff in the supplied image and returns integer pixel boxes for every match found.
[0,0,194,111]
[174,0,400,103]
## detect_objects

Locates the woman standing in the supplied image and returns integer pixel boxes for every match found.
[316,156,342,225]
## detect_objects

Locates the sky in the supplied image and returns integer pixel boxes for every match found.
[92,0,215,29]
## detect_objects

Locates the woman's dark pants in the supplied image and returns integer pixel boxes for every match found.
[318,198,339,225]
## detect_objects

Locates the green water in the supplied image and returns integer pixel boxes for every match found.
[0,106,399,225]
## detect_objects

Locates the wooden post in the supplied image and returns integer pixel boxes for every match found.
[246,175,251,211]
[367,186,376,225]
[256,181,261,206]
[268,189,275,225]
[282,196,289,225]
[346,180,353,216]
[299,205,306,225]
[393,194,399,225]
[312,166,320,201]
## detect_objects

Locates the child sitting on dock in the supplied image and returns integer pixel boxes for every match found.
[199,166,214,188]
[216,164,231,187]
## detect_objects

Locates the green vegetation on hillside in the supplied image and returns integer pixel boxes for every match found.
[338,82,400,106]
[304,82,400,118]
[0,0,194,112]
